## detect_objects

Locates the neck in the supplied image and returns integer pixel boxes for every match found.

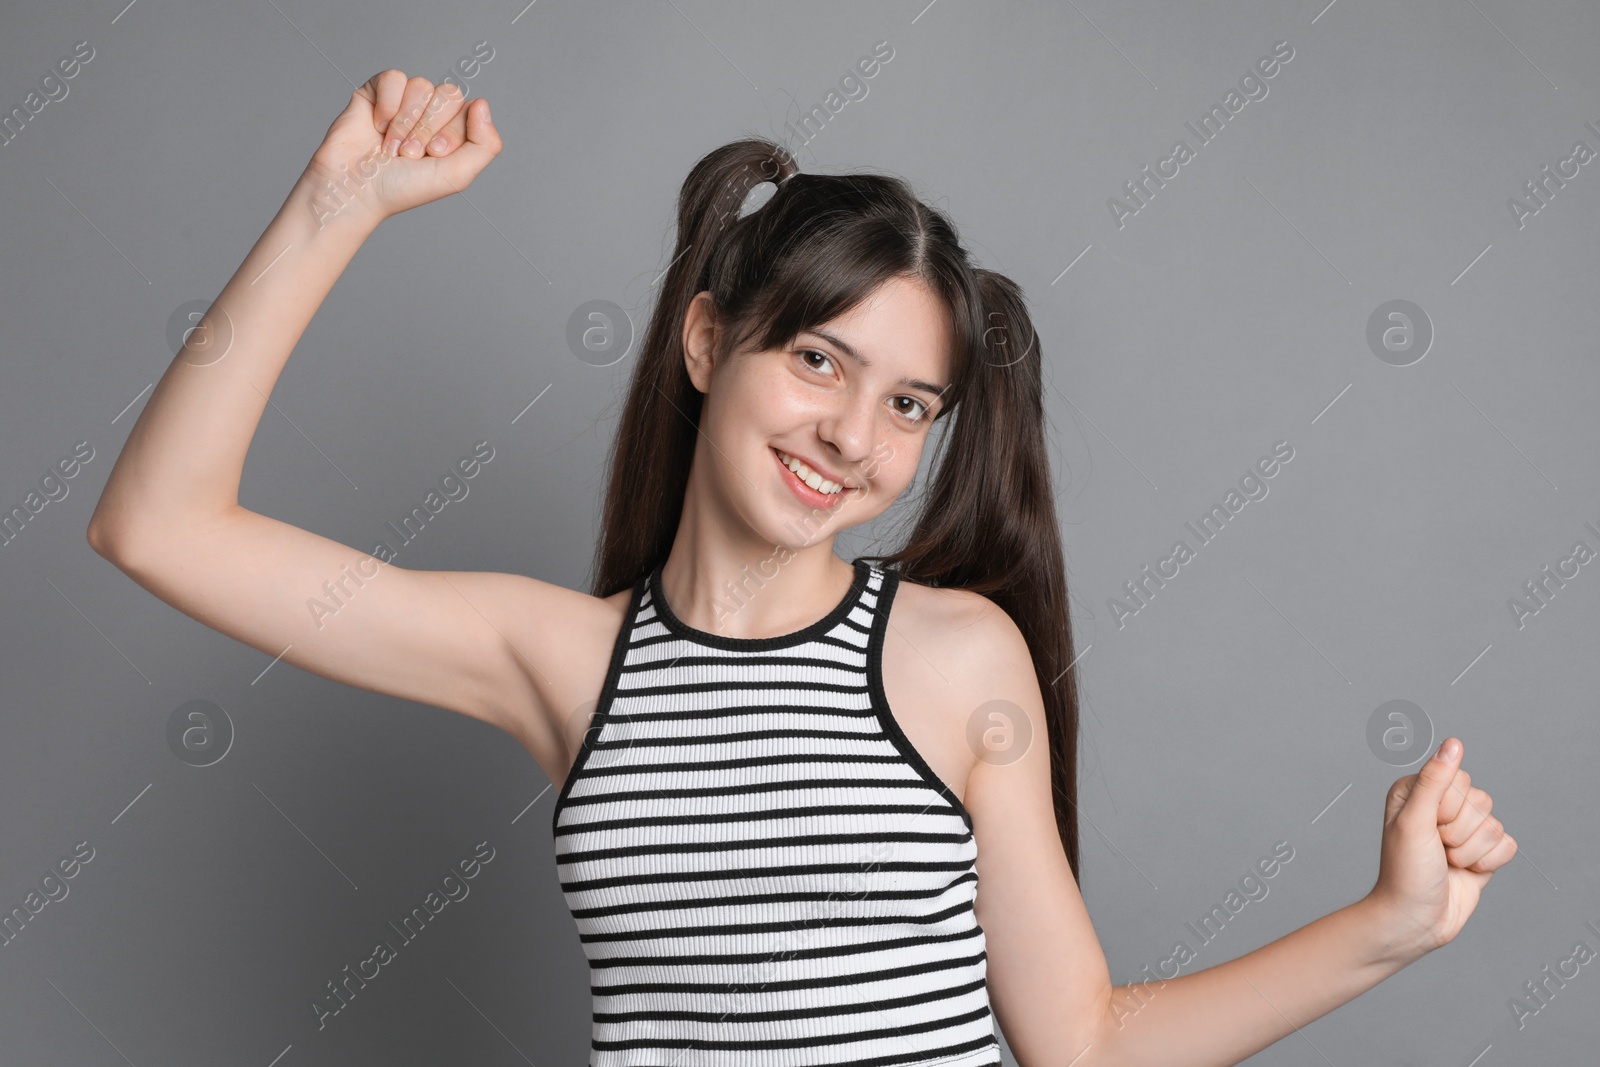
[660,497,854,640]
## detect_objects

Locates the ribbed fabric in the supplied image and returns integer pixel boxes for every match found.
[551,557,999,1067]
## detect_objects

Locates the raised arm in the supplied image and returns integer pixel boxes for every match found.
[86,71,584,766]
[952,604,1517,1067]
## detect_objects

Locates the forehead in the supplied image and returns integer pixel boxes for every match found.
[800,276,954,391]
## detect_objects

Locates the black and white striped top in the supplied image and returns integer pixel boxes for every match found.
[551,556,998,1067]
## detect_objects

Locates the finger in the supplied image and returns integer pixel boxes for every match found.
[384,77,440,159]
[1470,832,1519,873]
[399,82,466,159]
[1445,813,1506,870]
[367,69,410,138]
[1435,768,1473,824]
[436,96,503,184]
[1439,787,1493,849]
[1397,737,1463,835]
[422,92,471,156]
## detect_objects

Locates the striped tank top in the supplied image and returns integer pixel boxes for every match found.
[551,556,999,1067]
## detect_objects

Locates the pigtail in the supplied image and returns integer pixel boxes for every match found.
[894,269,1082,878]
[592,140,798,597]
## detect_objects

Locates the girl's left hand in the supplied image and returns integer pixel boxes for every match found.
[1367,737,1518,954]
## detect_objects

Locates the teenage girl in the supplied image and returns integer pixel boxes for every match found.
[88,70,1517,1067]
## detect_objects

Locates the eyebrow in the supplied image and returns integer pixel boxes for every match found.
[803,329,950,399]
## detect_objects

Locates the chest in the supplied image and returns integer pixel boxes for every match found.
[547,569,980,809]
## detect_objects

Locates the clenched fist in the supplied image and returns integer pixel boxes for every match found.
[304,68,502,228]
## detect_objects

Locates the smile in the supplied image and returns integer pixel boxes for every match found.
[773,448,853,507]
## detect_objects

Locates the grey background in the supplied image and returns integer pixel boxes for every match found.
[2,0,1595,1064]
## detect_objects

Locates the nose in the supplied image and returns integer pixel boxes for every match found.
[816,391,878,478]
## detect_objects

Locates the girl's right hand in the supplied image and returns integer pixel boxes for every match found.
[305,68,502,226]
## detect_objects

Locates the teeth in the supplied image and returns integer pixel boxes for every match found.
[777,450,843,494]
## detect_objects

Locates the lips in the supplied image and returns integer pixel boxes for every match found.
[772,447,854,490]
[772,447,852,508]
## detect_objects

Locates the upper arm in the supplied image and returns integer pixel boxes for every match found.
[956,604,1117,1067]
[94,506,578,747]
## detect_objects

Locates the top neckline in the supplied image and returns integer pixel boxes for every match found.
[645,557,873,651]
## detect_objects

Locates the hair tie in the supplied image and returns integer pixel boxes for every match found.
[736,178,780,219]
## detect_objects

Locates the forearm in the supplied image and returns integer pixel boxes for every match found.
[1081,895,1434,1067]
[88,168,380,552]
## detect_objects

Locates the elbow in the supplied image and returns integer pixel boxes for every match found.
[86,512,155,569]
[86,516,119,562]
[89,508,234,572]
[86,488,131,561]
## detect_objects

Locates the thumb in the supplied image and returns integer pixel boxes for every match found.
[439,97,503,187]
[1398,737,1462,832]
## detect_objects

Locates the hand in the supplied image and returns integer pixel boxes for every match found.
[304,69,502,227]
[1367,737,1518,955]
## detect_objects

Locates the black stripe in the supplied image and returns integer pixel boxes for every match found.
[595,976,989,1023]
[579,724,880,750]
[551,772,961,834]
[618,652,867,672]
[592,1009,993,1052]
[574,701,882,726]
[558,801,964,836]
[575,898,980,940]
[614,678,871,697]
[591,947,986,998]
[585,933,985,976]
[562,858,976,896]
[560,826,968,860]
[570,884,978,927]
[563,751,915,777]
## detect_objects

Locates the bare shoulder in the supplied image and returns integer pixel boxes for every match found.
[886,571,1055,884]
[887,573,1033,677]
[879,572,1040,806]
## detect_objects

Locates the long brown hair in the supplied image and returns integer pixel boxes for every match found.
[589,137,1082,879]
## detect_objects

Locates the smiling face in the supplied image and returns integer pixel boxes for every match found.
[681,273,957,551]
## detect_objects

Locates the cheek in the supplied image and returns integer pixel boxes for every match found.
[768,371,827,417]
[704,364,777,434]
[719,360,809,423]
[864,442,921,497]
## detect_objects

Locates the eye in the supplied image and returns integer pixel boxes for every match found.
[797,348,834,374]
[892,396,932,423]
